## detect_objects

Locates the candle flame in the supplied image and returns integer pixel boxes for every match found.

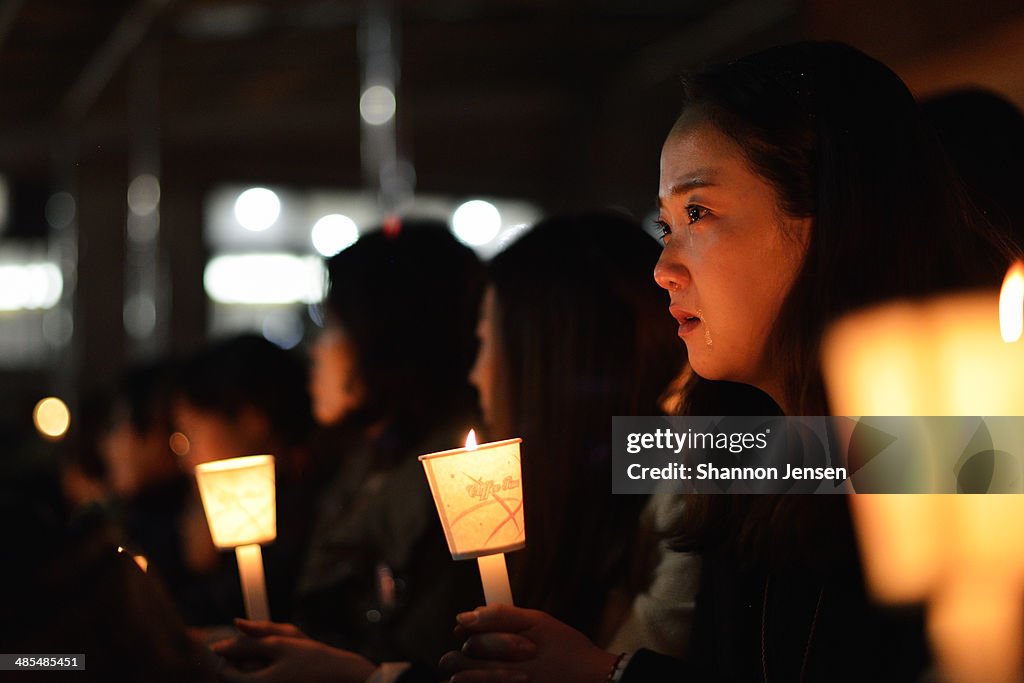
[465,429,478,450]
[999,261,1024,343]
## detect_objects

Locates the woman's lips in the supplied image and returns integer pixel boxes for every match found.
[669,306,701,337]
[677,317,701,336]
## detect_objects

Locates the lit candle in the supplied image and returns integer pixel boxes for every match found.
[194,454,276,621]
[823,261,1024,683]
[419,430,524,605]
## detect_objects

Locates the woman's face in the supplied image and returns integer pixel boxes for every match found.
[309,323,364,426]
[653,116,810,400]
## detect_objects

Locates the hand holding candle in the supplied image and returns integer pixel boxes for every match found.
[419,430,525,605]
[194,454,277,621]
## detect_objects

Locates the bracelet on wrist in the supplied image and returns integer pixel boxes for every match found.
[605,652,631,683]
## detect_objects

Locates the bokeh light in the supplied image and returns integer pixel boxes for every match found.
[311,214,359,257]
[452,199,501,246]
[360,85,396,126]
[169,431,190,456]
[127,174,161,216]
[33,396,70,441]
[234,187,281,232]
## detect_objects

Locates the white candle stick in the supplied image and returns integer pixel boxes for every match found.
[477,552,513,606]
[236,543,270,621]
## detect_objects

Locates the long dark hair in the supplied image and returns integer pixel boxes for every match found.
[671,42,1019,559]
[677,41,1017,417]
[489,212,684,640]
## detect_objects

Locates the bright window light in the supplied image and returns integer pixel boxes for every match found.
[451,199,501,246]
[204,254,326,305]
[311,214,359,257]
[234,187,281,232]
[0,263,63,311]
[360,85,396,126]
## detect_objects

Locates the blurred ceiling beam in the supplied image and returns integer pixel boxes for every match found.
[609,0,797,92]
[61,0,174,123]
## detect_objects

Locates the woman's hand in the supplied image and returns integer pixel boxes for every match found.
[212,618,378,683]
[440,605,619,683]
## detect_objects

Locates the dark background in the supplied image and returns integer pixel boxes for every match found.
[1,0,1023,439]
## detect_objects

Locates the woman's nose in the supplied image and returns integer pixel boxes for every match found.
[653,250,690,292]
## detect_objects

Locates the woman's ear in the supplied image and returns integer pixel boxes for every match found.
[782,215,813,261]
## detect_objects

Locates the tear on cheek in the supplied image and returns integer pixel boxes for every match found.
[696,309,713,348]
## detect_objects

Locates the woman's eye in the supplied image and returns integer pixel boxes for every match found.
[686,205,710,224]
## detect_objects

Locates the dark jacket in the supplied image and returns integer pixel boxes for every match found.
[622,496,930,682]
[294,415,484,666]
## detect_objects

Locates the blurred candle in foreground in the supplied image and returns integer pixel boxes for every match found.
[999,261,1024,343]
[823,261,1024,683]
[419,430,524,605]
[194,454,276,621]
